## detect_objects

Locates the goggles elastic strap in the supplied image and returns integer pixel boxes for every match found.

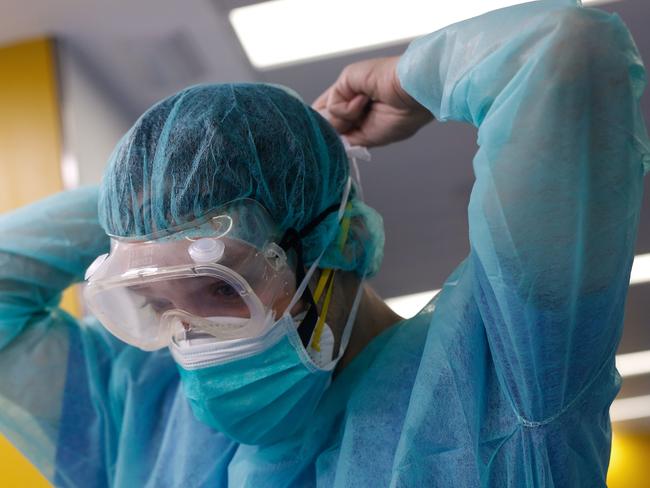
[279,208,339,347]
[279,177,353,347]
[310,205,353,351]
[287,233,321,347]
[282,176,352,313]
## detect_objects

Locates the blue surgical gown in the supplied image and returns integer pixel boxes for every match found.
[0,1,648,486]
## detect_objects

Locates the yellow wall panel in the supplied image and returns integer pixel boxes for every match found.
[0,39,63,212]
[0,435,50,487]
[0,37,68,487]
[608,431,650,488]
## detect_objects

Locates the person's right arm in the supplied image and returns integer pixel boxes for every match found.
[0,187,112,484]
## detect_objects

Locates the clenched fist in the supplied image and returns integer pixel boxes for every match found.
[313,56,433,147]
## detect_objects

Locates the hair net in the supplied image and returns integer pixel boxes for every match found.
[98,83,384,276]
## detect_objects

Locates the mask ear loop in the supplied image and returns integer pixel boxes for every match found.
[333,139,371,358]
[337,270,366,358]
[340,136,371,200]
[279,177,352,346]
[309,200,353,352]
[280,138,370,348]
[282,176,352,313]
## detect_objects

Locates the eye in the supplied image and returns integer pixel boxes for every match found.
[208,282,239,299]
[141,297,173,313]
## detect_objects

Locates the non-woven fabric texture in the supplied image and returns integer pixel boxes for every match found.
[98,83,384,277]
[0,1,647,486]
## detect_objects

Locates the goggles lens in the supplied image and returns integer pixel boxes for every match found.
[128,276,252,319]
[84,199,295,350]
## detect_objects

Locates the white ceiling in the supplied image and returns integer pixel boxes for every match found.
[0,0,256,118]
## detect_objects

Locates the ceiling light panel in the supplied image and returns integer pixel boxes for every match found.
[610,394,650,422]
[386,253,650,319]
[630,253,650,285]
[615,350,650,378]
[230,0,615,69]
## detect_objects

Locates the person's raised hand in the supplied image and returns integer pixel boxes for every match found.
[313,56,433,147]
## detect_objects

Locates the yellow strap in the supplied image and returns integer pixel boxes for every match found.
[313,268,332,303]
[311,202,354,351]
[314,203,351,303]
[337,203,353,250]
[310,270,335,352]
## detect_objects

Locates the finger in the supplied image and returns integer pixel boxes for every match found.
[329,93,369,123]
[312,87,331,111]
[327,113,355,134]
[341,127,377,147]
[335,59,385,101]
[315,90,367,134]
[312,87,346,128]
[325,97,368,135]
[341,128,367,147]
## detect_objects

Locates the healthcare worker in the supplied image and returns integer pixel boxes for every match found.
[0,0,648,486]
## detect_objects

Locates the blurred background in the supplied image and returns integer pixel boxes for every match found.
[0,0,648,486]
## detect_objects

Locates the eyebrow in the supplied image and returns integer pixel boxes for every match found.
[129,284,158,296]
[218,244,256,268]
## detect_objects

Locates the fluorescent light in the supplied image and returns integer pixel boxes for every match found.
[616,350,650,378]
[385,287,650,379]
[385,289,439,318]
[630,253,650,286]
[61,152,80,190]
[610,395,650,422]
[386,253,650,319]
[230,0,617,69]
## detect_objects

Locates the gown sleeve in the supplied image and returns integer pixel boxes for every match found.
[397,0,650,422]
[0,187,113,484]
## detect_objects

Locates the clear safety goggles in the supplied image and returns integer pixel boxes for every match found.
[84,199,297,351]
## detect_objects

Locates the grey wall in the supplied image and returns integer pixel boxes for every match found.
[261,0,649,298]
[260,0,650,375]
[57,41,133,187]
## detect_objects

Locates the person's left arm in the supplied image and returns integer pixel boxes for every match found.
[315,0,650,423]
